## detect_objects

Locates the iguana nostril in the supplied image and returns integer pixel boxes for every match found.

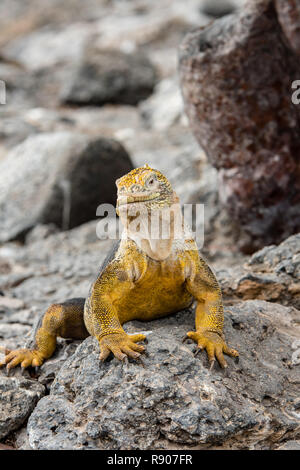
[130,184,143,192]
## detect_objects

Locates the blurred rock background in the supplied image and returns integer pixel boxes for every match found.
[0,0,299,450]
[0,0,247,262]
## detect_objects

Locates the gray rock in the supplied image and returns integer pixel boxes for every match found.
[3,24,91,72]
[0,296,24,310]
[0,116,38,149]
[36,340,82,391]
[219,233,300,308]
[0,132,133,242]
[199,0,237,18]
[27,300,300,450]
[61,47,157,106]
[277,440,300,450]
[0,308,35,326]
[14,426,31,450]
[0,375,44,440]
[139,78,184,130]
[275,0,300,55]
[25,224,59,244]
[0,323,31,340]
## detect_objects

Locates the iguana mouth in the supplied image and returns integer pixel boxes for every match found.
[117,192,160,207]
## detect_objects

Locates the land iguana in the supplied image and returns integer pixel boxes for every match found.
[0,165,238,371]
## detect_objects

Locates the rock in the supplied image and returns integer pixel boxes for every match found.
[0,301,33,350]
[61,47,157,106]
[90,2,206,56]
[275,0,300,55]
[0,57,69,112]
[22,105,143,139]
[3,24,91,71]
[139,78,184,130]
[0,375,44,440]
[27,300,300,450]
[277,440,300,450]
[0,62,40,111]
[0,222,114,329]
[14,426,31,450]
[25,224,59,244]
[0,296,24,310]
[219,233,300,309]
[0,116,38,150]
[37,340,82,391]
[0,442,14,450]
[179,0,300,253]
[199,0,237,18]
[0,132,133,242]
[0,322,31,343]
[0,308,34,326]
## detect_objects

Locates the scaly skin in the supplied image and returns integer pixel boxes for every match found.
[0,165,238,371]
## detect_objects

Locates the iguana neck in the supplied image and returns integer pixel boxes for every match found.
[121,200,183,261]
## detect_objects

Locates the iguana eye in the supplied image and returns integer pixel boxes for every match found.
[146,175,157,188]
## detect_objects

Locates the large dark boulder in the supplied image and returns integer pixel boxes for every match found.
[179,0,300,252]
[0,132,133,242]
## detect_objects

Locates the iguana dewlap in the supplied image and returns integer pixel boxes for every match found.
[0,165,238,371]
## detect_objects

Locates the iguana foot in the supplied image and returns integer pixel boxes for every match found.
[184,330,238,369]
[0,348,45,371]
[98,332,146,361]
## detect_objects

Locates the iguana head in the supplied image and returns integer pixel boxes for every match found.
[116,165,184,260]
[116,164,176,215]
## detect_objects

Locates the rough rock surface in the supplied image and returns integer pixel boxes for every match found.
[26,300,300,450]
[0,375,44,440]
[277,440,300,450]
[139,78,184,130]
[179,0,300,252]
[0,132,133,242]
[0,222,299,449]
[61,47,157,106]
[275,0,300,55]
[218,233,300,309]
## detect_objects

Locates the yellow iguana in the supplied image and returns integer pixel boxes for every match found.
[0,165,238,371]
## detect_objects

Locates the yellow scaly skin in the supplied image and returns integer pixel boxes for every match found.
[0,165,238,371]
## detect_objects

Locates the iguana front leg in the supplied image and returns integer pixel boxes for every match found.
[185,253,239,368]
[86,257,146,361]
[0,298,88,371]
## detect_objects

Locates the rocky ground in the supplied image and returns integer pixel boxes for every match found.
[0,0,299,450]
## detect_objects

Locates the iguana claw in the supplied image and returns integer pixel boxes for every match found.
[194,347,203,357]
[0,348,45,371]
[186,330,239,369]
